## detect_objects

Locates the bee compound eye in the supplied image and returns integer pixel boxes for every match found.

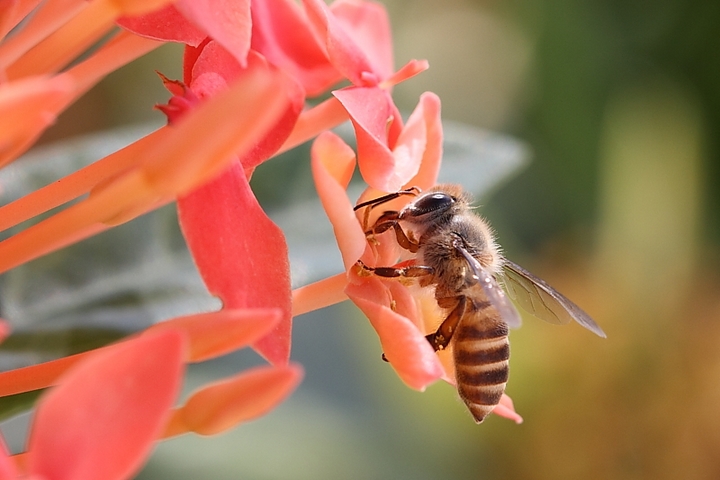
[412,192,454,215]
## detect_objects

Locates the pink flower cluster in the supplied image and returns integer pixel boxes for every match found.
[0,0,519,477]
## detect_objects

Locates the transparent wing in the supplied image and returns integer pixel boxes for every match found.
[501,259,606,338]
[455,245,522,329]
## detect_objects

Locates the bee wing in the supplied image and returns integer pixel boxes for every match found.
[501,259,606,338]
[455,245,523,329]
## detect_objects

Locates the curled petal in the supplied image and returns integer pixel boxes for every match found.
[27,331,186,480]
[177,162,292,366]
[311,131,365,270]
[346,278,444,390]
[144,309,282,362]
[166,364,304,436]
[334,86,410,191]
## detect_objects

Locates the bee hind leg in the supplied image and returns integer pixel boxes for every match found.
[426,296,467,351]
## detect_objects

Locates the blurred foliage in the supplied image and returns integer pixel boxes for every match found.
[386,1,720,479]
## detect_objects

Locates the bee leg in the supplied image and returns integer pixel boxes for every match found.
[357,260,433,364]
[353,187,421,212]
[366,220,420,253]
[426,296,467,351]
[356,260,433,279]
[355,187,420,231]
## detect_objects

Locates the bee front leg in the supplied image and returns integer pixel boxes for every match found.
[354,187,420,232]
[353,187,421,212]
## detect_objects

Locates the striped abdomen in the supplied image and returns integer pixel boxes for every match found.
[453,300,510,423]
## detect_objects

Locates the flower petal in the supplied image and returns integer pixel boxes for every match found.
[0,319,11,345]
[346,277,444,390]
[144,309,282,362]
[0,353,92,397]
[402,92,443,190]
[109,0,178,17]
[0,65,289,275]
[330,0,393,81]
[251,0,341,96]
[188,44,305,171]
[165,364,303,436]
[0,74,75,168]
[0,434,18,480]
[117,5,207,46]
[493,394,524,424]
[176,0,251,66]
[333,86,408,191]
[311,131,365,270]
[0,128,169,234]
[177,162,292,366]
[7,0,115,79]
[1,0,36,42]
[302,0,378,86]
[27,330,186,480]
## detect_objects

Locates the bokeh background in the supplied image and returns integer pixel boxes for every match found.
[3,0,720,478]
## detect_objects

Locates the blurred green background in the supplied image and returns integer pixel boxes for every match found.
[6,0,720,478]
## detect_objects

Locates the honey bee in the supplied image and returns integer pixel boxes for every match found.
[354,184,606,423]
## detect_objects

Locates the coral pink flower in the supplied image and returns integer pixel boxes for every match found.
[304,92,523,423]
[0,0,306,467]
[2,330,186,480]
[119,0,428,365]
[0,312,303,475]
[0,325,301,478]
[301,0,429,191]
[0,0,524,477]
[121,0,428,190]
[160,42,304,365]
